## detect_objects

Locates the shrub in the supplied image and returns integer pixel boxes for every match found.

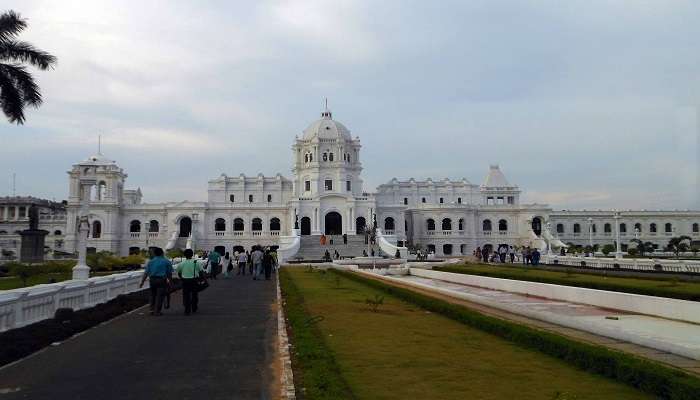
[602,244,616,256]
[332,269,700,400]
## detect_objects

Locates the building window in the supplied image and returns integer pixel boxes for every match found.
[267,194,272,203]
[427,244,436,253]
[439,197,444,204]
[498,219,508,231]
[329,153,334,162]
[426,219,435,231]
[604,223,611,233]
[129,220,141,233]
[346,180,351,191]
[323,153,328,162]
[214,218,226,231]
[443,244,453,255]
[573,223,581,233]
[556,223,564,234]
[457,197,462,204]
[234,218,244,231]
[229,194,235,203]
[665,223,672,233]
[482,219,492,231]
[422,197,426,203]
[304,154,308,163]
[591,224,597,234]
[442,218,452,231]
[305,181,311,192]
[249,195,254,203]
[19,207,26,218]
[507,196,514,204]
[270,218,281,231]
[252,218,262,231]
[92,221,101,238]
[384,217,395,231]
[54,230,62,235]
[497,197,504,205]
[634,223,642,232]
[620,223,627,233]
[325,180,333,191]
[693,223,699,233]
[650,223,657,233]
[458,219,464,230]
[149,220,159,232]
[403,197,408,205]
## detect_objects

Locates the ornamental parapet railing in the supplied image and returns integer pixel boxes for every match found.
[542,255,700,274]
[0,270,146,333]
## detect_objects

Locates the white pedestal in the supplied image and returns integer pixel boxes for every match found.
[72,264,90,280]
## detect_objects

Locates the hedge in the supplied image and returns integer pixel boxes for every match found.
[435,265,700,302]
[279,269,356,400]
[332,269,700,400]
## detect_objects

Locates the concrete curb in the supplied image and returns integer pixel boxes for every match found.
[277,273,296,400]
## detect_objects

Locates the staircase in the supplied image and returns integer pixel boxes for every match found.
[294,234,377,261]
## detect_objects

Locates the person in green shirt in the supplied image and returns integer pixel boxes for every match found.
[176,249,205,315]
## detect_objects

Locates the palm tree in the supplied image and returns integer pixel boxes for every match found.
[0,10,56,124]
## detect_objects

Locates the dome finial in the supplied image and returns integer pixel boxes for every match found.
[321,97,332,119]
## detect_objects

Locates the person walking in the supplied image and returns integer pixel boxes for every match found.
[237,251,248,275]
[509,246,515,263]
[342,233,347,245]
[139,247,172,316]
[475,246,482,262]
[223,251,233,278]
[208,249,221,279]
[481,247,489,264]
[251,246,264,280]
[270,248,278,273]
[175,248,205,315]
[263,248,274,280]
[247,250,254,275]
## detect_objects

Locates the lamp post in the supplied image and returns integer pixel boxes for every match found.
[614,211,622,259]
[587,217,593,255]
[545,221,552,255]
[72,184,91,280]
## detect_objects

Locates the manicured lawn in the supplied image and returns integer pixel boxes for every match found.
[435,263,700,301]
[281,268,654,400]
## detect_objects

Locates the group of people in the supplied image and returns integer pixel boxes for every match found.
[139,245,279,317]
[474,245,541,266]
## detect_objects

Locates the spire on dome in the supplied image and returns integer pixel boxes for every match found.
[482,164,512,187]
[321,97,332,119]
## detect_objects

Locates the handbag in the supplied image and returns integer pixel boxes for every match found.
[194,261,209,292]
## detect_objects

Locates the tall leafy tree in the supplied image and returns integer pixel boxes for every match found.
[0,10,56,124]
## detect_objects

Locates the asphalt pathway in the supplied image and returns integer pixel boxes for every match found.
[0,273,278,400]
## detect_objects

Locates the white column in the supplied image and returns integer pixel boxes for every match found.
[614,212,622,259]
[72,191,91,279]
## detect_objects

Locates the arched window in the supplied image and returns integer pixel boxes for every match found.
[97,181,107,200]
[634,223,642,232]
[620,223,627,233]
[650,223,657,233]
[92,221,101,238]
[458,218,464,230]
[0,230,7,235]
[323,153,328,162]
[234,218,244,231]
[694,223,699,233]
[252,218,263,231]
[329,153,334,162]
[54,230,62,235]
[498,219,508,231]
[384,217,395,231]
[442,218,452,231]
[230,194,235,203]
[591,224,597,234]
[309,153,313,162]
[573,223,581,233]
[604,223,611,233]
[304,154,308,163]
[129,220,141,233]
[426,219,435,231]
[556,223,564,234]
[270,218,281,231]
[443,244,453,255]
[482,219,492,231]
[149,220,159,232]
[214,218,226,231]
[665,223,672,233]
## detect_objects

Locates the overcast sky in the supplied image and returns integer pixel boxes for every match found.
[1,0,699,210]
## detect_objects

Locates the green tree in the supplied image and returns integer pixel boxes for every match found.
[0,10,56,124]
[630,239,655,256]
[601,244,615,255]
[666,236,692,258]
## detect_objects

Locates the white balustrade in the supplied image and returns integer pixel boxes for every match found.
[148,232,159,238]
[233,231,244,236]
[542,254,700,274]
[130,232,140,238]
[0,270,146,332]
[215,231,225,237]
[252,231,262,236]
[270,231,280,236]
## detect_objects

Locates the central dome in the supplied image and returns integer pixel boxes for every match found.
[301,109,352,141]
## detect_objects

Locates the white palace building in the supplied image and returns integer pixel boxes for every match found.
[2,107,700,260]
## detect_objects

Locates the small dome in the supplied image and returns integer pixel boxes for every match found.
[80,153,116,166]
[301,109,352,141]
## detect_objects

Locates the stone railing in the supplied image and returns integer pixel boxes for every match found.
[543,254,700,274]
[0,270,146,332]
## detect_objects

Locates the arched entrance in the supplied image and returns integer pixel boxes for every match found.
[300,217,311,236]
[532,217,542,236]
[356,217,366,234]
[179,217,192,237]
[325,212,342,235]
[214,245,226,256]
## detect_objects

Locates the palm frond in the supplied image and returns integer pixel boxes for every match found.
[0,66,25,123]
[0,11,26,43]
[0,40,57,69]
[0,63,42,106]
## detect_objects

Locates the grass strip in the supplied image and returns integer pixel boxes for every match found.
[435,264,700,301]
[280,269,355,400]
[333,269,700,400]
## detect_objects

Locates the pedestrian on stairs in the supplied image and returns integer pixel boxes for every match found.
[237,251,248,275]
[343,233,347,245]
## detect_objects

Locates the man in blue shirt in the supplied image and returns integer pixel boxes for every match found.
[140,247,172,316]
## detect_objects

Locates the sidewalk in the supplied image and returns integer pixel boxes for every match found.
[0,274,278,400]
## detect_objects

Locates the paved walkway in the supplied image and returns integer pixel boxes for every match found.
[0,274,279,400]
